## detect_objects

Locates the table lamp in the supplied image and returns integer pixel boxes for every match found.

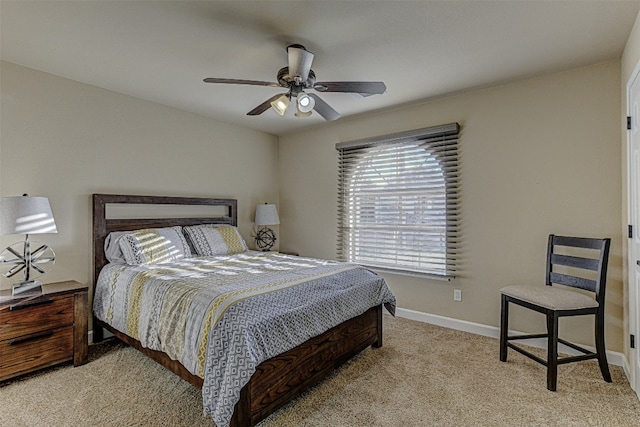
[255,203,279,251]
[0,194,58,295]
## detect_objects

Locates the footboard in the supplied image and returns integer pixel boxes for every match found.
[233,304,382,426]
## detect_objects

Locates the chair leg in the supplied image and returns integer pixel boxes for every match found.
[546,311,558,391]
[595,312,612,383]
[500,294,509,362]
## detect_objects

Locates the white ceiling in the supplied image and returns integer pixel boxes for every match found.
[1,1,639,136]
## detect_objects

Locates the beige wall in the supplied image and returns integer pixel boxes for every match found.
[1,48,631,355]
[0,61,279,294]
[620,10,640,363]
[279,61,624,352]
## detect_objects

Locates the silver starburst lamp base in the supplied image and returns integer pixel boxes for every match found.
[0,236,55,296]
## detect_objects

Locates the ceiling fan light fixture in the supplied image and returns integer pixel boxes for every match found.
[203,43,386,121]
[297,93,315,113]
[270,94,290,116]
[295,109,312,119]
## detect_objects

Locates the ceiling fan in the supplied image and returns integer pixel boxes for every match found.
[203,44,386,121]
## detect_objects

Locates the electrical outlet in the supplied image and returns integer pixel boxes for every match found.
[454,289,462,302]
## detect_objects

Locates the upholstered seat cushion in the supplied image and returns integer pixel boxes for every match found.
[500,285,598,310]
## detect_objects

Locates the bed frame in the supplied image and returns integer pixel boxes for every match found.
[92,194,383,427]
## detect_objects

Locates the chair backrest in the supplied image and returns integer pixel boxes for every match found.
[545,235,611,303]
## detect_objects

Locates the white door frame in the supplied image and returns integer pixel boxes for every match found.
[626,57,640,397]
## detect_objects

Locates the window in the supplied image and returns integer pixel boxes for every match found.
[336,123,460,279]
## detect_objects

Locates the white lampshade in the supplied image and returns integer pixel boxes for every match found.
[0,195,58,235]
[297,93,315,113]
[270,95,290,116]
[255,204,280,226]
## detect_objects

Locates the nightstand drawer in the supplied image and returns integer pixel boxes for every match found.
[0,326,74,380]
[0,295,74,341]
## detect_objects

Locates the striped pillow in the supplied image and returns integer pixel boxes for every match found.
[183,224,247,256]
[118,226,192,265]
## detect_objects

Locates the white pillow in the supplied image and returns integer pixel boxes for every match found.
[104,231,128,264]
[118,226,192,265]
[183,224,247,256]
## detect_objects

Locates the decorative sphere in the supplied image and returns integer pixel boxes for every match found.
[256,228,276,251]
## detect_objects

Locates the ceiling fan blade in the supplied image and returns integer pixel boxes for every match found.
[313,81,386,95]
[204,78,281,88]
[247,93,287,116]
[308,93,341,121]
[287,44,314,82]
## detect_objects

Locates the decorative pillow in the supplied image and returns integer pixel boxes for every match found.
[118,226,192,265]
[183,224,248,256]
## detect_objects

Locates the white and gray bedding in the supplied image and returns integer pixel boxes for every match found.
[94,250,395,427]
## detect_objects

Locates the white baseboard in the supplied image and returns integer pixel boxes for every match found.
[394,307,628,368]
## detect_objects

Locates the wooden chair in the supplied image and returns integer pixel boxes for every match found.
[499,234,612,391]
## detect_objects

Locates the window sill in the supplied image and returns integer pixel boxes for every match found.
[363,265,454,282]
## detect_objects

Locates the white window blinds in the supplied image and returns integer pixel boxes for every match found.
[336,123,460,278]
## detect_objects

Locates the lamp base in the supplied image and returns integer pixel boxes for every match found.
[255,227,277,251]
[12,280,43,297]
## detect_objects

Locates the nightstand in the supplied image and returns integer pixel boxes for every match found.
[0,280,88,381]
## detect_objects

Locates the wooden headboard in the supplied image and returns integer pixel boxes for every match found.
[92,194,238,287]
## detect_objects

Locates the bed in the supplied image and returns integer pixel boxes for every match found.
[91,194,395,427]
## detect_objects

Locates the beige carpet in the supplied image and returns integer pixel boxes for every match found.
[1,315,639,426]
